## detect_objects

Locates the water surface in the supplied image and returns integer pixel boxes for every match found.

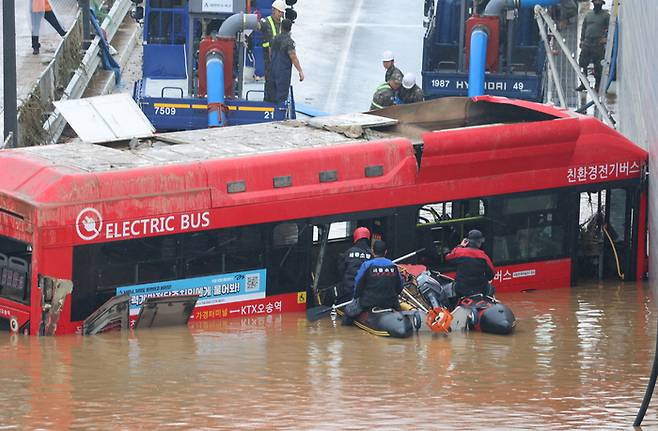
[0,281,656,429]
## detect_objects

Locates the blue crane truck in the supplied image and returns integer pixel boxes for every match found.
[130,0,297,131]
[421,0,557,101]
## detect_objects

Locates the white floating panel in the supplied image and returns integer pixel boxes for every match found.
[54,93,155,143]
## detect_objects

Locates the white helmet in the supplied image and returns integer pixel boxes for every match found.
[402,72,417,89]
[272,0,287,13]
[381,50,394,62]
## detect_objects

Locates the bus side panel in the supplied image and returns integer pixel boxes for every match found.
[185,291,306,325]
[443,258,572,293]
[0,299,30,333]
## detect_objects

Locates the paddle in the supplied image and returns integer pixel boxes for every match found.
[306,300,353,322]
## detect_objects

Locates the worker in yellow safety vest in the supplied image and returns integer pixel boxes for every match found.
[260,0,286,102]
[30,0,67,55]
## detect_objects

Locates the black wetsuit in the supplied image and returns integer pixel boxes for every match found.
[337,239,372,303]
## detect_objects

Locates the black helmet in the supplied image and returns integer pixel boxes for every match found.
[467,229,484,241]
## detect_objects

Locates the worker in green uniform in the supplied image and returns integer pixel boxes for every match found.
[576,0,609,92]
[381,50,403,85]
[399,73,425,104]
[369,77,401,111]
[260,0,286,102]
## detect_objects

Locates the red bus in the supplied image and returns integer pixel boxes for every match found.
[0,96,647,335]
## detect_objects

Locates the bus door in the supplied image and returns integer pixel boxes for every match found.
[576,186,640,281]
[309,214,396,306]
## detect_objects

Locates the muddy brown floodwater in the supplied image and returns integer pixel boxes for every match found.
[0,280,656,430]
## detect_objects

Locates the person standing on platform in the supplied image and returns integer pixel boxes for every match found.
[30,0,67,55]
[576,0,609,92]
[261,0,286,102]
[267,19,304,104]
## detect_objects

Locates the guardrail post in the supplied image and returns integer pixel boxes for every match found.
[2,0,18,146]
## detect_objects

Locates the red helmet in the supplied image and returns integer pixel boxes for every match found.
[353,227,371,243]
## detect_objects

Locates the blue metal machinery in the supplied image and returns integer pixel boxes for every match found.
[131,0,295,132]
[422,0,558,101]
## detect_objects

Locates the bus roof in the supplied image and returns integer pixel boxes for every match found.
[0,97,646,224]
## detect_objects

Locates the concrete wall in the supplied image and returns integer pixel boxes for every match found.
[617,0,658,283]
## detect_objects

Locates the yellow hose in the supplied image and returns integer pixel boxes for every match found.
[602,224,624,280]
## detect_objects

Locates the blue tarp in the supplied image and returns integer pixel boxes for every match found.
[89,8,121,85]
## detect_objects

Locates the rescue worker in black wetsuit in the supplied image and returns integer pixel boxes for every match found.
[343,240,404,325]
[336,227,372,304]
[445,229,495,298]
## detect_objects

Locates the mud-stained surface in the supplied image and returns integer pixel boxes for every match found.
[0,280,655,429]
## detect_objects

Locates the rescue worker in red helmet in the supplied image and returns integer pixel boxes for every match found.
[336,227,372,304]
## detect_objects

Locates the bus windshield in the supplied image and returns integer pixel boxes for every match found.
[0,235,31,304]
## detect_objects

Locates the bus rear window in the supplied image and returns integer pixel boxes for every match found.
[0,236,31,304]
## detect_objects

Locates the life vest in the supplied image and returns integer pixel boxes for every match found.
[32,0,53,12]
[262,16,279,49]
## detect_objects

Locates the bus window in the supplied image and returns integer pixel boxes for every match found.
[416,199,488,269]
[73,225,270,321]
[268,222,310,295]
[578,188,633,280]
[273,223,299,247]
[312,222,353,243]
[608,189,628,242]
[0,236,31,304]
[491,192,568,264]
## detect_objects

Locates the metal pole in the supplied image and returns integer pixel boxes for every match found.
[3,0,18,146]
[237,32,245,98]
[506,14,514,73]
[535,11,567,107]
[79,0,91,49]
[188,14,195,96]
[311,224,330,301]
[458,0,466,72]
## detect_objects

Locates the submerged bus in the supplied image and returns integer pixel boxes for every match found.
[0,96,647,335]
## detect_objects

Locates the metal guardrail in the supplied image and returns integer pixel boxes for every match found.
[13,9,83,148]
[42,0,132,145]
